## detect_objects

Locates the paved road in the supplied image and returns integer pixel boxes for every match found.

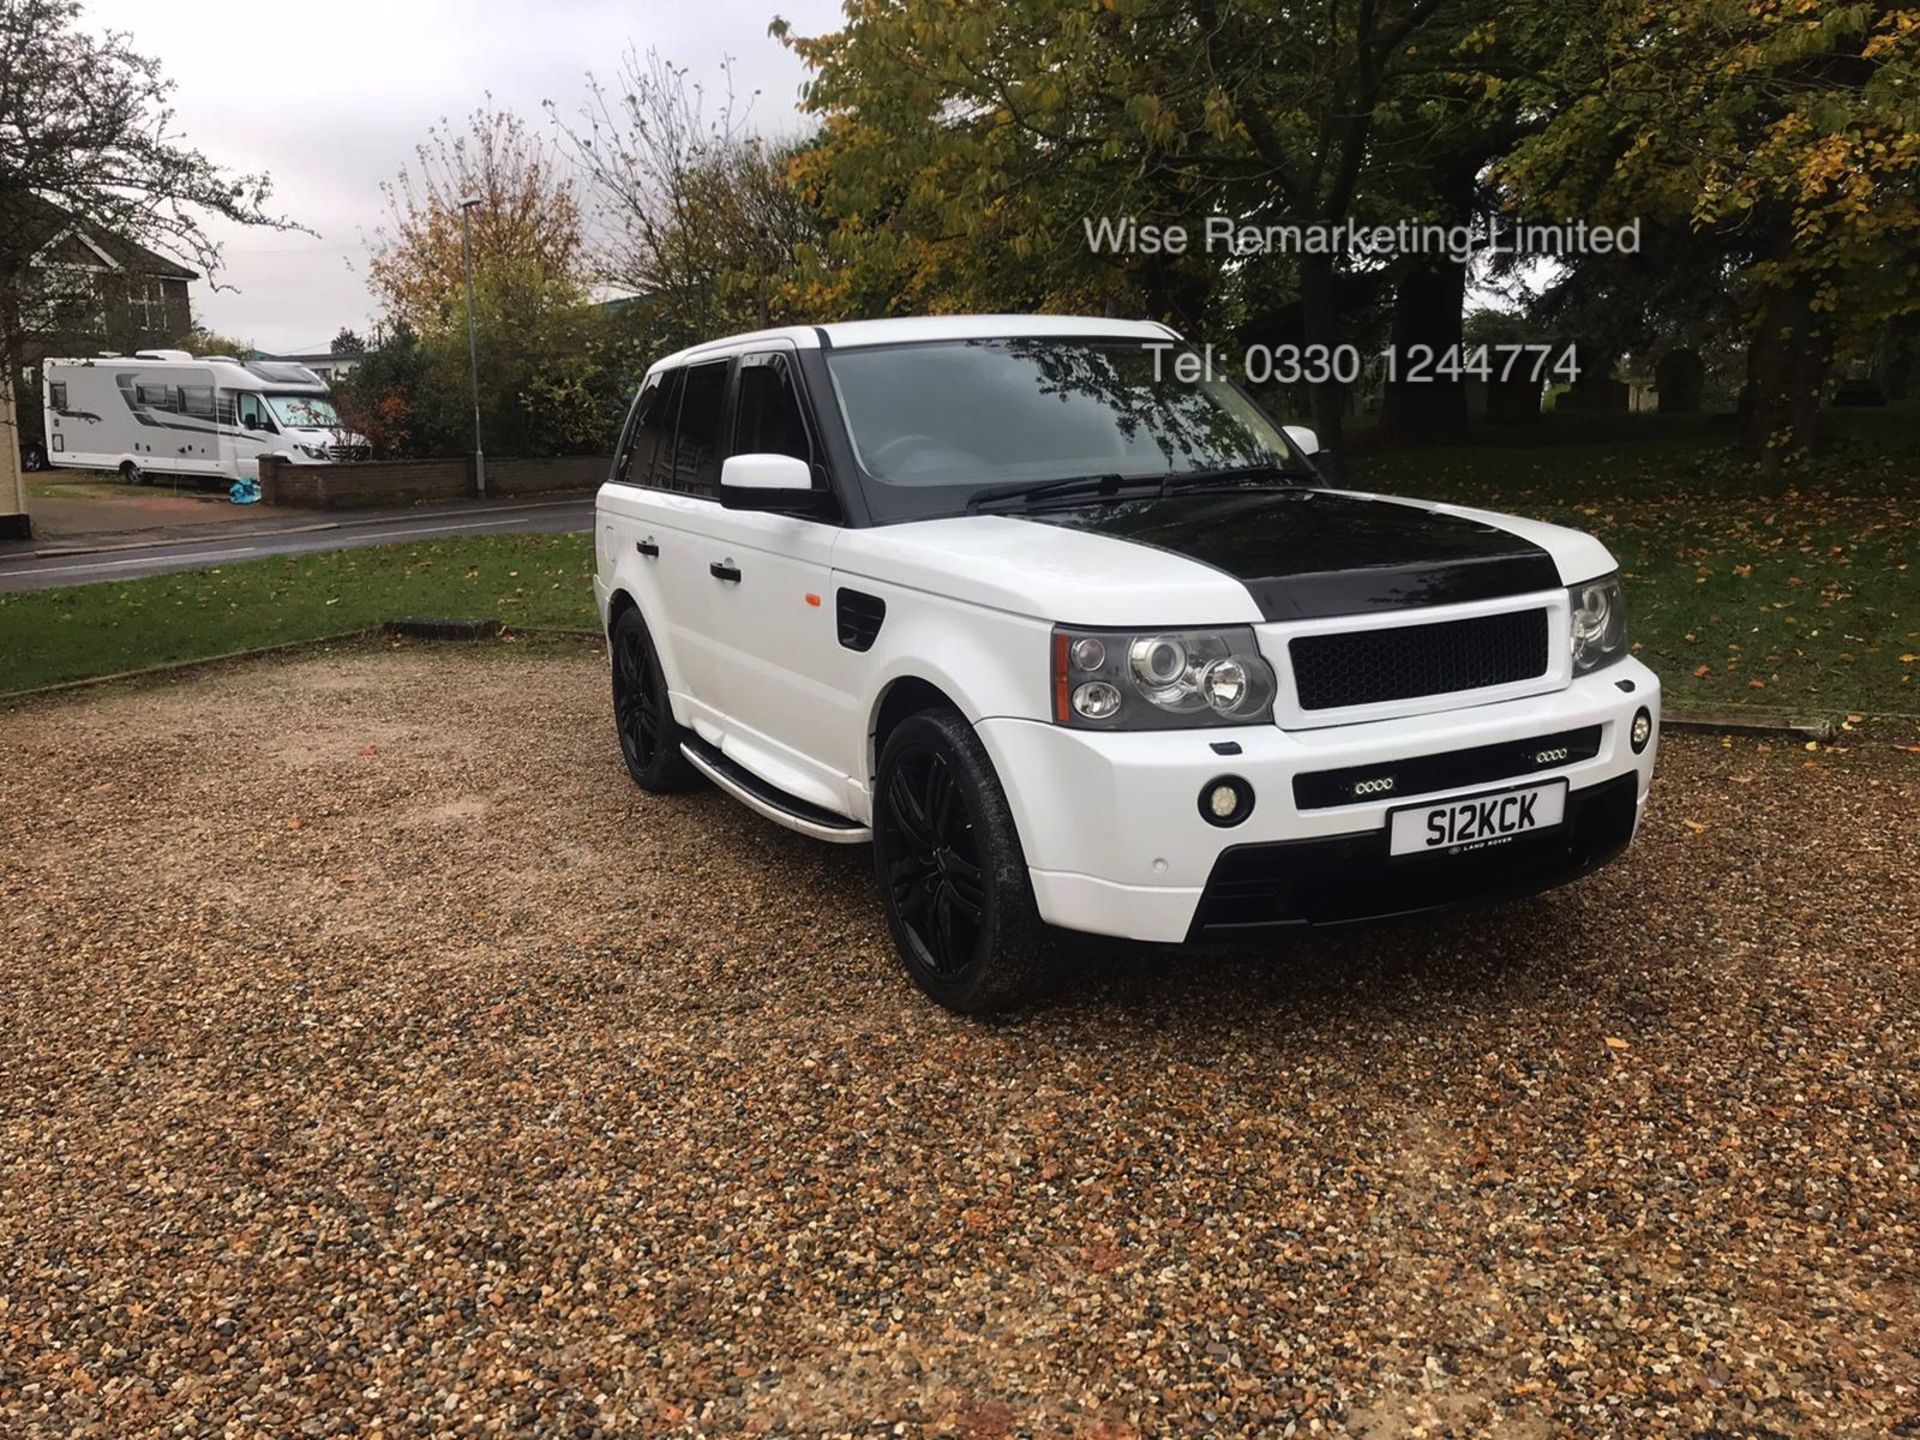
[0,498,593,593]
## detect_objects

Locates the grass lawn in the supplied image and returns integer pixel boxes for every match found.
[1,533,596,694]
[1348,405,1918,716]
[4,407,1914,713]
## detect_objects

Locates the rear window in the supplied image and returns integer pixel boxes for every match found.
[639,369,684,488]
[669,361,728,495]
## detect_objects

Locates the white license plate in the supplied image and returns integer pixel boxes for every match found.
[1388,779,1568,858]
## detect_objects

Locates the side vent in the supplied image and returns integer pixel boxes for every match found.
[836,589,886,652]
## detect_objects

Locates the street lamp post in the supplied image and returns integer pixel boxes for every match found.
[459,196,486,498]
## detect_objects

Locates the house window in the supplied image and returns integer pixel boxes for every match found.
[130,277,170,333]
[32,263,106,334]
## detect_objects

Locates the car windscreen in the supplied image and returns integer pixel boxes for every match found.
[822,337,1305,517]
[265,393,339,428]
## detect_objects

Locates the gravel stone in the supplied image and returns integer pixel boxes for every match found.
[2,646,1915,1437]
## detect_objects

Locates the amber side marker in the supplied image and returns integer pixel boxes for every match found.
[805,593,822,607]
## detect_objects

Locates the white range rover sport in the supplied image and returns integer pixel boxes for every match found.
[594,315,1660,1012]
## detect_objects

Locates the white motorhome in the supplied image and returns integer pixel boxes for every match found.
[41,350,367,485]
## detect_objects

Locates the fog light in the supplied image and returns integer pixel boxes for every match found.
[1199,775,1254,827]
[1630,707,1653,754]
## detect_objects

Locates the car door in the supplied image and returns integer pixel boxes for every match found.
[677,347,861,812]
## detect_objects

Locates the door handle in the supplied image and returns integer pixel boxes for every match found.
[636,538,659,558]
[710,560,742,583]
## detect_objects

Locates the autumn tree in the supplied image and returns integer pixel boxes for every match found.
[361,105,634,457]
[366,103,586,332]
[1498,0,1920,460]
[550,49,828,354]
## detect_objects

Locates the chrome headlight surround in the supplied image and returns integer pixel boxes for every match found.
[1052,625,1277,728]
[1569,572,1628,672]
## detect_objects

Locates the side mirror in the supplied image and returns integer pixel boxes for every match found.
[720,452,814,509]
[1283,424,1320,457]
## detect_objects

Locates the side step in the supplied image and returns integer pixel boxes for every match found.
[679,738,872,845]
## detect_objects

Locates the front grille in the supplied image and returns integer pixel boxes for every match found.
[327,443,370,462]
[1290,608,1550,711]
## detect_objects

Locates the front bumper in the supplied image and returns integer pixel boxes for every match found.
[977,656,1660,944]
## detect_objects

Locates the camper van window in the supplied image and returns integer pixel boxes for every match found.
[265,394,341,429]
[49,383,67,410]
[236,393,272,431]
[136,383,175,411]
[181,385,216,419]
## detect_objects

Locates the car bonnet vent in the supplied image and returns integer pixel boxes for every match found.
[837,589,886,651]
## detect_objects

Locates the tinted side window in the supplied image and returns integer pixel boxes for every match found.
[49,382,68,409]
[181,385,215,419]
[733,354,812,464]
[640,369,684,488]
[613,374,663,486]
[136,382,175,410]
[670,361,729,495]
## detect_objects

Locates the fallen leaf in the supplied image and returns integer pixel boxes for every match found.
[1682,819,1707,833]
[1693,664,1712,678]
[1605,1036,1631,1051]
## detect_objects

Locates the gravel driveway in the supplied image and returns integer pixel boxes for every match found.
[3,645,1915,1438]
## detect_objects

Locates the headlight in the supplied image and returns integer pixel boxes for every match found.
[1053,625,1277,728]
[298,443,330,460]
[1569,572,1628,672]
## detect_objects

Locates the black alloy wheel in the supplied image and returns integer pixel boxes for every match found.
[882,743,989,980]
[872,708,1052,1013]
[610,608,696,792]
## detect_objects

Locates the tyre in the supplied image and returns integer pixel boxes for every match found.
[873,707,1053,1014]
[610,607,698,793]
[120,460,149,486]
[20,441,46,472]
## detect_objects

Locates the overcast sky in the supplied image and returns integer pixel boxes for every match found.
[81,0,844,353]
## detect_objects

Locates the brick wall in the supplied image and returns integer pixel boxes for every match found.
[260,455,610,509]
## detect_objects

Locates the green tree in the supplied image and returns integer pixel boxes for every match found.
[779,0,1484,455]
[180,325,255,358]
[1498,0,1920,460]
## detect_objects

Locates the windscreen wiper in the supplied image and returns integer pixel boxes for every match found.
[966,472,1163,511]
[1166,463,1313,491]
